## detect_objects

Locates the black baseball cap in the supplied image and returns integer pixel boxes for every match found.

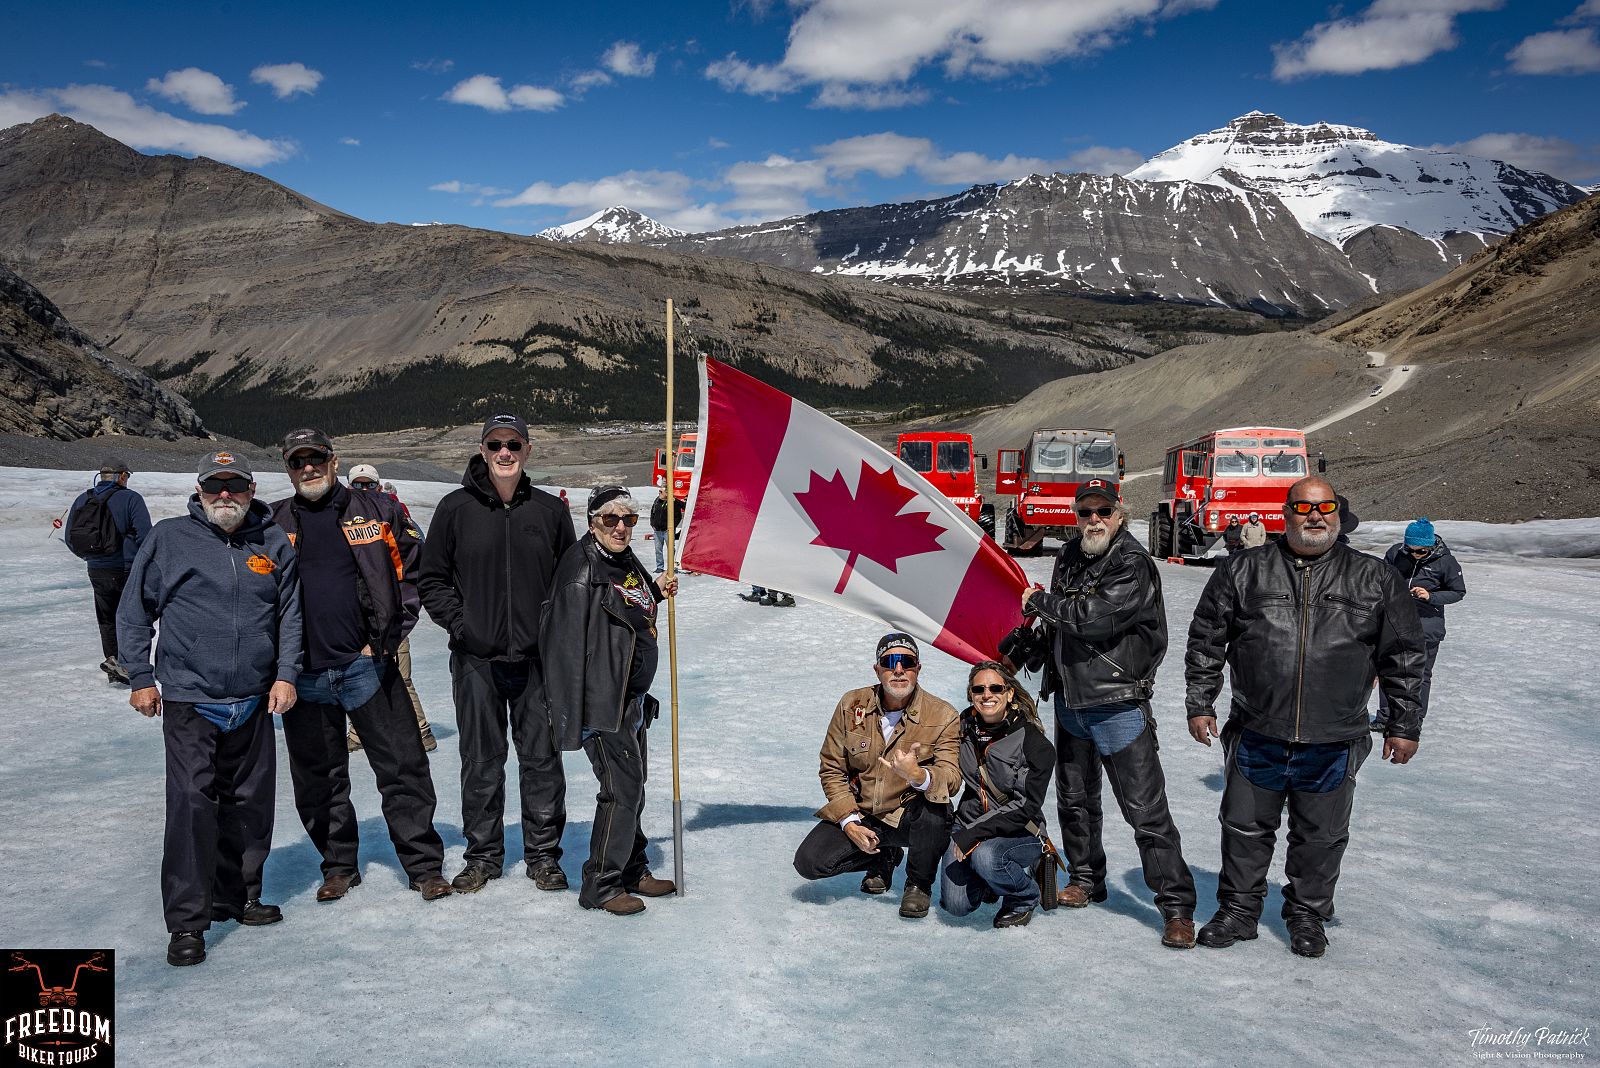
[198,449,254,481]
[1074,478,1119,504]
[480,413,529,442]
[281,427,334,457]
[876,632,919,659]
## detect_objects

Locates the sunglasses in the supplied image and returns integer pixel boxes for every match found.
[1407,546,1432,555]
[878,653,919,671]
[285,451,330,470]
[351,479,379,489]
[595,513,640,528]
[1076,506,1116,518]
[1287,500,1339,515]
[199,477,252,495]
[969,683,1010,695]
[483,439,524,453]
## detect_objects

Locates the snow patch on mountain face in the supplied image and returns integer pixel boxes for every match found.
[538,205,686,243]
[1129,112,1588,248]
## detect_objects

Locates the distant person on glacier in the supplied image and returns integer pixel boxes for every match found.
[792,633,959,920]
[1185,476,1425,959]
[116,450,302,968]
[63,457,151,684]
[1223,515,1244,554]
[1376,518,1465,732]
[1241,512,1267,549]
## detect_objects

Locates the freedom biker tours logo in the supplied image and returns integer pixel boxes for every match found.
[3,950,113,1066]
[1468,1024,1592,1061]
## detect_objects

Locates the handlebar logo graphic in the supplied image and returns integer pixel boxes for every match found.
[3,949,114,1065]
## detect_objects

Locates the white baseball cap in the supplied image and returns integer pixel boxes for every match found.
[348,464,381,484]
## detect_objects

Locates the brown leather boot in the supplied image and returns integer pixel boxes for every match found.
[627,874,677,898]
[600,893,646,916]
[1162,916,1197,949]
[316,872,361,902]
[410,875,453,901]
[1057,884,1107,908]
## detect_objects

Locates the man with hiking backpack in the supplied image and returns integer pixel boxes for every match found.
[65,458,152,684]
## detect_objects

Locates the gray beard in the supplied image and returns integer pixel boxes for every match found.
[1081,528,1113,556]
[295,477,333,502]
[203,498,246,532]
[1287,524,1337,555]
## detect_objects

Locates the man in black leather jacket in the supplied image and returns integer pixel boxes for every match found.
[1185,476,1425,958]
[1022,478,1197,949]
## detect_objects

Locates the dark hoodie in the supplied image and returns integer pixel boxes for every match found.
[1383,538,1466,642]
[418,455,576,661]
[116,497,302,701]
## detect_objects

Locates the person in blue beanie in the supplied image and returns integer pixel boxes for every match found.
[1377,518,1466,731]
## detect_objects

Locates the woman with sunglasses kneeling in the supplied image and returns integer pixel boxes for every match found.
[940,661,1056,928]
[541,486,679,915]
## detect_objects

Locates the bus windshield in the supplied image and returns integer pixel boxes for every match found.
[1262,451,1307,478]
[936,441,972,473]
[1076,440,1117,476]
[677,449,697,471]
[1214,451,1258,478]
[1032,437,1075,480]
[898,441,933,472]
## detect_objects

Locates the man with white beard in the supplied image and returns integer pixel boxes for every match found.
[1021,478,1198,949]
[270,428,451,905]
[117,450,303,967]
[1185,476,1425,958]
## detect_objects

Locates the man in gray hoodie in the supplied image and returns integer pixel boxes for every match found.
[118,450,303,968]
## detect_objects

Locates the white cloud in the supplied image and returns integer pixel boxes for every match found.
[1569,0,1600,19]
[444,74,564,112]
[1432,132,1600,182]
[430,180,512,196]
[723,154,834,217]
[1272,0,1503,79]
[340,136,360,146]
[145,67,243,115]
[84,59,110,69]
[570,70,613,94]
[1508,27,1600,74]
[411,58,455,74]
[708,0,1218,108]
[0,84,293,166]
[602,41,657,77]
[251,62,323,99]
[816,132,934,177]
[812,131,1141,185]
[495,169,698,212]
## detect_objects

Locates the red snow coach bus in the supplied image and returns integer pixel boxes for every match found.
[895,431,994,536]
[651,432,698,504]
[1149,426,1319,561]
[994,428,1125,555]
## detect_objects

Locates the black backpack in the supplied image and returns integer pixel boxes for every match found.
[67,485,125,557]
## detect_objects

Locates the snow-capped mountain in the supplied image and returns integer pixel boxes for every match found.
[657,172,1374,316]
[537,206,685,244]
[1128,112,1588,250]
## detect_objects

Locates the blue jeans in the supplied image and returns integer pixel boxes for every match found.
[192,696,263,733]
[1054,696,1147,757]
[939,834,1043,915]
[297,655,382,712]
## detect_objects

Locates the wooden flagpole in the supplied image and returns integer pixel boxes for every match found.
[665,298,685,896]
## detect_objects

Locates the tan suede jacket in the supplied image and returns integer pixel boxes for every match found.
[815,685,961,827]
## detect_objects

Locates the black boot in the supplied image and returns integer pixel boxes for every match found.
[1287,914,1328,958]
[239,899,283,926]
[1197,910,1259,948]
[167,931,206,966]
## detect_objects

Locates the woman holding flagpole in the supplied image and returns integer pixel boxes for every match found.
[540,486,679,916]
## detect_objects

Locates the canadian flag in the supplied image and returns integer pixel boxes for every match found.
[679,357,1028,664]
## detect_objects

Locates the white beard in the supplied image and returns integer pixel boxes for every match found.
[203,498,247,532]
[1080,527,1114,556]
[295,474,334,501]
[1287,523,1338,555]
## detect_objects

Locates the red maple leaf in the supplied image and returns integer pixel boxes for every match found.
[795,461,948,594]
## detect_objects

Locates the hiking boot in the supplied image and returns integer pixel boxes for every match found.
[239,899,283,926]
[738,592,763,603]
[100,657,130,685]
[167,931,206,967]
[346,732,363,753]
[1162,916,1197,949]
[1287,915,1328,958]
[597,893,646,916]
[451,864,501,894]
[316,872,361,902]
[993,905,1035,928]
[528,860,568,891]
[898,884,931,919]
[411,875,453,901]
[1057,884,1108,908]
[860,871,890,895]
[759,593,776,606]
[1197,911,1259,949]
[419,727,438,753]
[627,873,677,898]
[774,594,796,607]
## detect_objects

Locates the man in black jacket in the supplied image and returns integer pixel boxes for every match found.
[1022,478,1197,949]
[271,428,451,903]
[1377,517,1465,730]
[1186,476,1425,958]
[418,414,577,894]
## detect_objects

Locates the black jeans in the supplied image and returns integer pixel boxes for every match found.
[793,795,953,891]
[450,652,566,869]
[282,656,445,882]
[1215,726,1373,924]
[1055,711,1196,919]
[161,701,276,932]
[88,568,128,659]
[579,696,651,908]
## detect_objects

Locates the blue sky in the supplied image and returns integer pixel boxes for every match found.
[3,0,1597,234]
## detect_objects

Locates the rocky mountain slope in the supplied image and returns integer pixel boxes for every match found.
[656,174,1374,316]
[0,116,1146,444]
[1,262,206,441]
[1129,112,1589,291]
[538,206,684,243]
